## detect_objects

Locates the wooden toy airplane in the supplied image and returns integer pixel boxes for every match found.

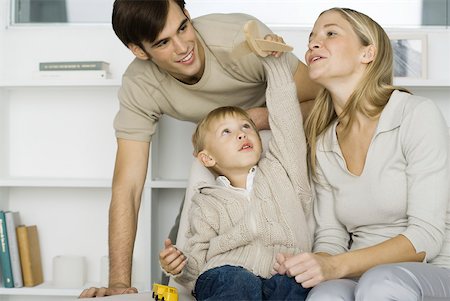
[232,20,294,59]
[244,20,294,57]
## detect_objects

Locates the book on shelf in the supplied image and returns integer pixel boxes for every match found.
[5,211,23,288]
[0,210,14,288]
[33,70,111,80]
[39,61,110,71]
[16,225,44,287]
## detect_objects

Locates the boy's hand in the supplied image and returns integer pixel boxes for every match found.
[272,252,293,275]
[263,34,287,58]
[159,239,187,275]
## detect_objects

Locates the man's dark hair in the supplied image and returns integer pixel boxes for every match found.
[112,0,186,49]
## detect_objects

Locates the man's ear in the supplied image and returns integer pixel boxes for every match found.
[128,43,150,60]
[361,44,376,64]
[197,150,216,167]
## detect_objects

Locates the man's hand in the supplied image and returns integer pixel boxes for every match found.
[78,284,138,298]
[159,238,187,275]
[246,107,269,130]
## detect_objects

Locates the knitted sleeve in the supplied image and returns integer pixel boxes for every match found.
[173,194,219,291]
[261,55,312,215]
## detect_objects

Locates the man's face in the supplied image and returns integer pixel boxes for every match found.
[137,1,205,84]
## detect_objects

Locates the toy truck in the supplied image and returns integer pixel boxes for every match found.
[152,283,178,301]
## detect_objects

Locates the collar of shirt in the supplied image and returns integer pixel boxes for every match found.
[318,90,406,153]
[216,166,257,195]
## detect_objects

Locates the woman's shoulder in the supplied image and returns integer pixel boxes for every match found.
[390,90,435,110]
[387,90,448,138]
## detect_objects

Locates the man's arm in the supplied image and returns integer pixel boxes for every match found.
[79,139,150,298]
[109,138,150,287]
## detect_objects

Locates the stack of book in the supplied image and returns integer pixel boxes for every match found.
[34,60,111,80]
[0,211,43,288]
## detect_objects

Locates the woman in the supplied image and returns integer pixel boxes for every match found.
[274,7,450,300]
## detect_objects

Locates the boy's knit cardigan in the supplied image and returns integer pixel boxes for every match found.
[175,56,314,291]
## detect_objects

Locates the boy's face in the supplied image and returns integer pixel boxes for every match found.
[199,114,262,175]
[130,0,205,84]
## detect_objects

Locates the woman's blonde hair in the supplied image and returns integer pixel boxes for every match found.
[192,106,259,156]
[305,7,409,176]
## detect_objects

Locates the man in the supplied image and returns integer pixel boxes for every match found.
[79,0,320,298]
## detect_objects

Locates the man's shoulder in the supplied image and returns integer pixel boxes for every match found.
[193,13,270,49]
[121,57,167,90]
[193,13,257,27]
[123,58,161,79]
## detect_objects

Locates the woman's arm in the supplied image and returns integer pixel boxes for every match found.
[282,234,424,288]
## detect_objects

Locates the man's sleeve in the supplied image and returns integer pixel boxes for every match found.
[114,75,162,142]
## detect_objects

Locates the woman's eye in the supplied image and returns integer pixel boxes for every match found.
[327,31,337,37]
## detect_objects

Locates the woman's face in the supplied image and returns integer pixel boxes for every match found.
[305,10,369,88]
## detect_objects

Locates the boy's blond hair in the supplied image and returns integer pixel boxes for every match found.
[192,106,259,156]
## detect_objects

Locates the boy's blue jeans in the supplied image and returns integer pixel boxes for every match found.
[194,265,310,301]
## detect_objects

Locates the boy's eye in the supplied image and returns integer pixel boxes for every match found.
[243,123,251,129]
[221,129,231,135]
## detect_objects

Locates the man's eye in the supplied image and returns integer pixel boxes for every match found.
[156,40,168,48]
[179,23,188,32]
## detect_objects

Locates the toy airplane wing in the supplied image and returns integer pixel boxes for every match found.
[231,20,294,59]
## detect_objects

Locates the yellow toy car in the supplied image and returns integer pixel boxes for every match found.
[152,283,178,301]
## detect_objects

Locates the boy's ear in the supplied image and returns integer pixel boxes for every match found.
[197,150,216,167]
[128,43,150,60]
[361,44,376,64]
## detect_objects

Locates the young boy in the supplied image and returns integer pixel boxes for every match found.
[159,54,314,300]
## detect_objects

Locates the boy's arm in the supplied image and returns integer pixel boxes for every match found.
[173,195,218,291]
[262,55,311,201]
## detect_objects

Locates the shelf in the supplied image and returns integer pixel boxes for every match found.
[0,79,121,88]
[0,178,188,189]
[150,179,188,189]
[394,78,450,88]
[0,177,112,188]
[0,282,151,297]
[0,282,83,296]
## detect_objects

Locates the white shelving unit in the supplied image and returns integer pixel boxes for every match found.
[0,6,448,300]
[0,79,196,300]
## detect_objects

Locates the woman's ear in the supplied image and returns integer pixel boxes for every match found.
[128,43,150,60]
[197,150,216,167]
[362,45,376,64]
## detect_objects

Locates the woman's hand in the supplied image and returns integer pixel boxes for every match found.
[279,252,339,288]
[272,252,293,275]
